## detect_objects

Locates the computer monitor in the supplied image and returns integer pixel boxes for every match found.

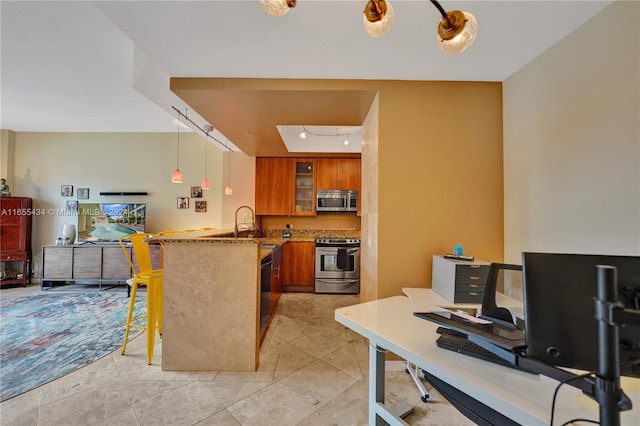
[522,252,640,378]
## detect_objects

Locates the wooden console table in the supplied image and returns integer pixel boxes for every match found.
[41,244,159,290]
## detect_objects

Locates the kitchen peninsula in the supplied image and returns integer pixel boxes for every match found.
[149,229,281,372]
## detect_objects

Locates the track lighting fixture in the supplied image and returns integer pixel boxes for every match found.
[260,0,296,17]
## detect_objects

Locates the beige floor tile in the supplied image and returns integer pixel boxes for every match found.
[226,381,319,426]
[279,359,358,406]
[0,290,473,426]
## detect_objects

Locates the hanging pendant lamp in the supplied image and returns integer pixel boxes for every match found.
[224,147,233,195]
[171,112,184,183]
[201,125,212,190]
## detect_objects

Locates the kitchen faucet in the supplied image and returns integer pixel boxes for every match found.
[234,205,255,238]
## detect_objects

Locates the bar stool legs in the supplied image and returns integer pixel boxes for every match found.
[121,274,163,364]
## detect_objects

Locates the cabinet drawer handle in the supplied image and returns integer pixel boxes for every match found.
[470,265,482,268]
[469,292,479,296]
[469,276,481,280]
[469,284,480,288]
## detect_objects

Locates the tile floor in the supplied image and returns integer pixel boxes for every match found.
[0,284,473,425]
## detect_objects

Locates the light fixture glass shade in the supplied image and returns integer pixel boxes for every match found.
[260,0,293,17]
[171,168,184,183]
[224,184,233,195]
[437,11,477,55]
[201,178,211,190]
[363,0,394,37]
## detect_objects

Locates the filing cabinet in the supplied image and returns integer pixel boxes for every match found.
[431,254,490,303]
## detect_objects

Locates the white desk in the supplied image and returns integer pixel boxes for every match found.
[335,293,640,426]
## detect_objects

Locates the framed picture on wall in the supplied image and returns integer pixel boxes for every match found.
[66,200,78,212]
[61,185,73,197]
[195,201,207,212]
[177,197,189,209]
[77,188,89,199]
[191,186,203,198]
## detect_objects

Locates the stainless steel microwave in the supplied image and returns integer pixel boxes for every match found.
[316,190,358,212]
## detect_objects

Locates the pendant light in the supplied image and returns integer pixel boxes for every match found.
[224,147,233,195]
[431,1,477,54]
[363,0,394,37]
[201,125,212,190]
[260,0,296,17]
[171,111,184,183]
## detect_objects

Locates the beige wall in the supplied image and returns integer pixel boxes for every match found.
[503,0,640,262]
[360,95,379,302]
[375,81,504,298]
[3,131,239,277]
[504,1,640,262]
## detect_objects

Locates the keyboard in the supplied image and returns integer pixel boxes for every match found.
[435,328,519,370]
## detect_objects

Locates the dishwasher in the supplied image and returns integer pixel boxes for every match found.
[260,245,282,337]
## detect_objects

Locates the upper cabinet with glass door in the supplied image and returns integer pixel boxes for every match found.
[293,160,315,215]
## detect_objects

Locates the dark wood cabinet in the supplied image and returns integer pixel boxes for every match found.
[255,158,316,216]
[316,158,360,191]
[255,157,293,215]
[0,197,32,287]
[284,241,315,286]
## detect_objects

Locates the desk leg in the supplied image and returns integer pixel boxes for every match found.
[369,343,411,426]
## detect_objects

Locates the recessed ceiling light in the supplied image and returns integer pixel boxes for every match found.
[299,131,306,139]
[245,131,253,137]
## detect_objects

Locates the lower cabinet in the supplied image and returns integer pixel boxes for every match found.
[284,241,315,287]
[41,244,158,289]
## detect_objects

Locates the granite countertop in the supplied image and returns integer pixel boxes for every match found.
[147,228,360,245]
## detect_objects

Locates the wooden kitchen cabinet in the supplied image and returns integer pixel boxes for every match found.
[255,158,316,216]
[285,241,315,286]
[255,158,293,215]
[0,196,32,287]
[315,158,360,191]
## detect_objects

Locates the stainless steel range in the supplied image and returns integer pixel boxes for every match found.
[315,238,360,294]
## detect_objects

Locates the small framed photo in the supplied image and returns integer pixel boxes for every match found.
[195,201,207,212]
[191,186,203,198]
[77,188,89,200]
[66,200,78,212]
[177,197,189,209]
[61,185,73,197]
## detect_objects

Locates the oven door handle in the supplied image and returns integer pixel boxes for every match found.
[316,247,360,252]
[315,279,360,284]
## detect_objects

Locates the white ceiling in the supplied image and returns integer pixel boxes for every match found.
[1,0,613,152]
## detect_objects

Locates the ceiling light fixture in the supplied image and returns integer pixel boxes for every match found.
[171,111,184,183]
[363,0,394,37]
[201,125,213,190]
[363,1,477,53]
[299,131,306,139]
[260,0,296,17]
[430,0,478,54]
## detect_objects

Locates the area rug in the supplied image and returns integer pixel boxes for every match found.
[0,292,146,401]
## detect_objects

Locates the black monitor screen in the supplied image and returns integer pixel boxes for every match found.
[522,252,640,378]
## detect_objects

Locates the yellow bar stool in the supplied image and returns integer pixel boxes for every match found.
[119,233,164,364]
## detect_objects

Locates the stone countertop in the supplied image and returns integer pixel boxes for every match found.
[147,228,360,245]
